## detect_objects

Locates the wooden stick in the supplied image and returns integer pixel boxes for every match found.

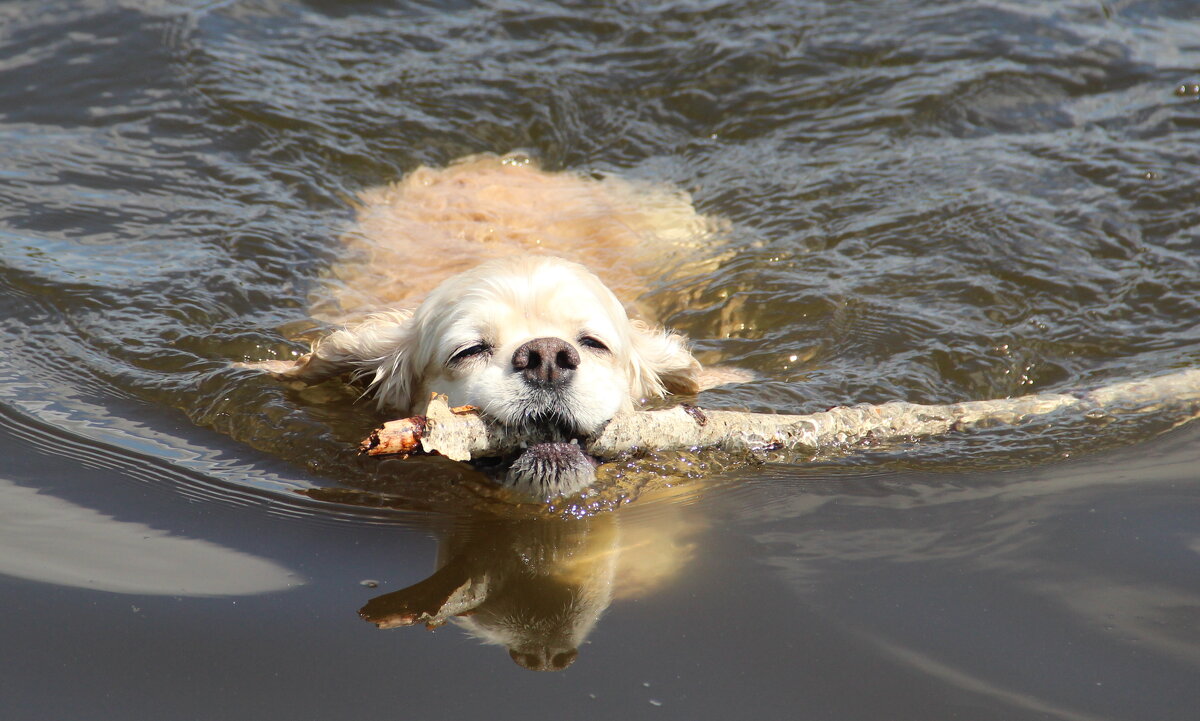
[360,369,1200,461]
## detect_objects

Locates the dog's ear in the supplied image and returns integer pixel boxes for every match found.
[244,310,419,412]
[325,310,420,412]
[627,319,703,398]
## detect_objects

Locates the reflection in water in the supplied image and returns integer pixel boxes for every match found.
[0,478,299,596]
[0,0,1198,715]
[360,501,701,671]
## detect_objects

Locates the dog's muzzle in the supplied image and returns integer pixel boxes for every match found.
[489,337,605,498]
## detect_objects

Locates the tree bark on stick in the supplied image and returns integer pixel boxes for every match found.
[360,368,1200,461]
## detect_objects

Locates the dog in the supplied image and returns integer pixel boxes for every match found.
[245,153,747,497]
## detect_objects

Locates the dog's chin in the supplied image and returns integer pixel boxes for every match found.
[504,441,600,499]
[495,412,602,499]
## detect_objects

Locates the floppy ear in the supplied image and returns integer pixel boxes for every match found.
[242,310,419,412]
[627,319,702,398]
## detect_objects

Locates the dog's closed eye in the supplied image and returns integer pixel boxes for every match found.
[578,335,610,354]
[449,342,492,366]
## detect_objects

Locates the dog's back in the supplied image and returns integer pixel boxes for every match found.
[315,153,723,321]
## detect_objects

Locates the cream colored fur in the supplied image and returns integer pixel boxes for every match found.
[249,153,745,428]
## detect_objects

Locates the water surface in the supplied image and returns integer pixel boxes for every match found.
[1,1,1199,719]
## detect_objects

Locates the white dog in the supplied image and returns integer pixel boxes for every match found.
[247,154,745,497]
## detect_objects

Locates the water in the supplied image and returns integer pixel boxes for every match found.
[1,0,1199,719]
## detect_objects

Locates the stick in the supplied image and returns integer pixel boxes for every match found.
[359,369,1200,461]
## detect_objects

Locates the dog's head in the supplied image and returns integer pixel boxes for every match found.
[358,256,701,496]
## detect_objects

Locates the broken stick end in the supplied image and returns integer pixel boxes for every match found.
[360,416,428,457]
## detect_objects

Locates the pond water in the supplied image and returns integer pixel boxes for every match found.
[2,0,1199,719]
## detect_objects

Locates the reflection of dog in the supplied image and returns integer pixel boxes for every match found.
[245,153,747,496]
[359,502,700,671]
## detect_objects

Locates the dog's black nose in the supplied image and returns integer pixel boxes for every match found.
[512,337,579,387]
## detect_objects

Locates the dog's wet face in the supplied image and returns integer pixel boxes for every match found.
[400,257,643,497]
[356,256,702,498]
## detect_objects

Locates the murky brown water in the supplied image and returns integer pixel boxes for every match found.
[2,1,1199,719]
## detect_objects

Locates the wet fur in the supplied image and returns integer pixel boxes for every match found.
[246,153,748,494]
[263,153,737,422]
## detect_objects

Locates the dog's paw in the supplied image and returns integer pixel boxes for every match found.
[233,352,351,385]
[232,358,306,378]
[695,365,757,391]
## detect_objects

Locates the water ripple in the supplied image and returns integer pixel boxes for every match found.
[0,0,1198,519]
